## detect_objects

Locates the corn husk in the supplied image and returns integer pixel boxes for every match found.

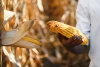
[12,38,41,48]
[4,10,14,21]
[1,20,34,45]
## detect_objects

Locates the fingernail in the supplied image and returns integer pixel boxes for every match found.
[72,35,76,40]
[78,35,82,40]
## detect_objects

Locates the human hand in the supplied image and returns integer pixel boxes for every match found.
[58,33,83,48]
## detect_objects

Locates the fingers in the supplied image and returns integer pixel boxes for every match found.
[58,33,73,45]
[58,33,68,42]
[58,33,63,42]
[65,36,74,44]
[63,35,83,47]
[58,33,83,47]
[77,36,83,44]
[58,33,68,40]
[60,35,75,47]
[71,35,83,46]
[63,35,77,47]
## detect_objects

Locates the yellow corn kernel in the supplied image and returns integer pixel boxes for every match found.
[47,21,88,45]
[23,36,41,47]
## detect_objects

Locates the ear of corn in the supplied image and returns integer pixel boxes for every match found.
[23,36,41,47]
[47,21,88,45]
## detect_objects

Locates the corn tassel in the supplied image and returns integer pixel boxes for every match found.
[47,21,88,45]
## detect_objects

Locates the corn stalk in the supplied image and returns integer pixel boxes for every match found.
[0,0,4,67]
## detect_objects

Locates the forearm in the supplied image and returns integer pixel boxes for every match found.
[65,45,88,54]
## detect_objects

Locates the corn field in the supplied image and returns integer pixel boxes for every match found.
[0,0,90,67]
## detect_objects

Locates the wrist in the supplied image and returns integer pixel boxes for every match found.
[64,44,81,49]
[64,44,88,54]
